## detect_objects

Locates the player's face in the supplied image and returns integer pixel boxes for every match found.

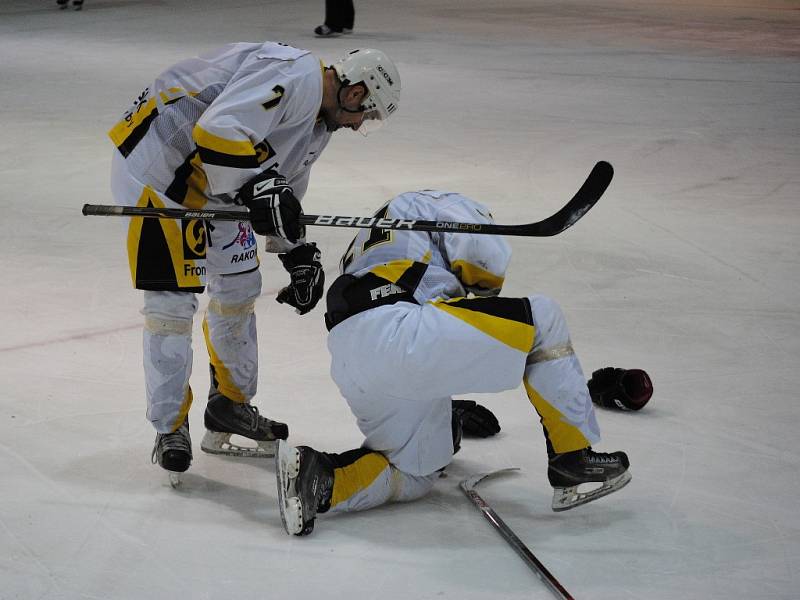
[333,108,368,132]
[322,83,380,133]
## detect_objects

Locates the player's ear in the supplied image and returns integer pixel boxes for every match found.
[346,82,368,105]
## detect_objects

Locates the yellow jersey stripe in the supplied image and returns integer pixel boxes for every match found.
[108,96,160,156]
[451,259,504,292]
[193,125,256,156]
[370,259,416,283]
[109,89,191,157]
[431,299,534,353]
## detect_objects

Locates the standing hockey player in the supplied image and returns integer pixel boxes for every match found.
[108,43,400,485]
[276,189,649,535]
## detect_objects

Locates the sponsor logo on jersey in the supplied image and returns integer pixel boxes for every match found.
[369,283,405,301]
[223,222,257,264]
[182,219,207,259]
[231,249,257,263]
[223,222,257,251]
[184,264,206,277]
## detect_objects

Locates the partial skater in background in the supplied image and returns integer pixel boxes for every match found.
[57,0,84,9]
[314,0,355,37]
[276,190,653,536]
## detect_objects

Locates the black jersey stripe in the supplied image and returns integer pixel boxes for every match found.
[116,110,158,157]
[112,95,184,158]
[165,150,209,208]
[440,296,533,326]
[196,145,261,169]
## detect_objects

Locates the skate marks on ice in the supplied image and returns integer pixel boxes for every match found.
[0,322,140,354]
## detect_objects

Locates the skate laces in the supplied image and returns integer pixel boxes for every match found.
[232,402,261,433]
[151,425,191,464]
[586,449,617,464]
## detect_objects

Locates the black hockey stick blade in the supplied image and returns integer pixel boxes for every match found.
[300,160,611,237]
[461,469,576,600]
[509,159,613,236]
[81,160,612,237]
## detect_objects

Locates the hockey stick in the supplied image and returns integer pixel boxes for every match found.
[81,161,612,237]
[461,469,575,600]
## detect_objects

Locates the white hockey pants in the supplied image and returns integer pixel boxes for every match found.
[143,269,261,433]
[325,293,600,512]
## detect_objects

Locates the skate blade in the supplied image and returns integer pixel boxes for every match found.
[200,430,276,458]
[168,471,183,488]
[275,441,303,535]
[551,470,632,512]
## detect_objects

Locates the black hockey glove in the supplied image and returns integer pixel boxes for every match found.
[276,243,325,315]
[452,400,501,438]
[238,170,304,242]
[587,367,653,411]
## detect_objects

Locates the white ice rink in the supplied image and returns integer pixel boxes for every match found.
[1,1,799,598]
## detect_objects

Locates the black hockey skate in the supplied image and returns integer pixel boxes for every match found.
[151,420,192,488]
[275,440,334,536]
[201,394,288,458]
[313,24,352,37]
[547,447,631,511]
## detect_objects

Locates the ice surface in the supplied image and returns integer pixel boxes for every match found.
[1,1,798,598]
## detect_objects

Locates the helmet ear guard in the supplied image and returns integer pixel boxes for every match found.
[332,48,401,121]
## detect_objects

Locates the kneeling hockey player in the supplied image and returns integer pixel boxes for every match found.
[276,189,652,535]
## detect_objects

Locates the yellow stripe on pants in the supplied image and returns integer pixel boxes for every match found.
[524,379,590,454]
[331,452,390,509]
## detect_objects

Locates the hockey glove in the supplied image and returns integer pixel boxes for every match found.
[238,170,304,242]
[276,243,325,315]
[452,400,501,438]
[587,367,653,411]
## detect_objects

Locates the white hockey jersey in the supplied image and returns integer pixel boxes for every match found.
[108,42,331,208]
[338,190,513,302]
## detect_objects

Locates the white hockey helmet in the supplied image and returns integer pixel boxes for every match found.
[332,48,401,121]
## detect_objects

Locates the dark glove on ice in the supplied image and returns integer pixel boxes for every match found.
[452,400,501,438]
[587,367,653,411]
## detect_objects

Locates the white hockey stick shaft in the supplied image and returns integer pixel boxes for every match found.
[460,469,575,600]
